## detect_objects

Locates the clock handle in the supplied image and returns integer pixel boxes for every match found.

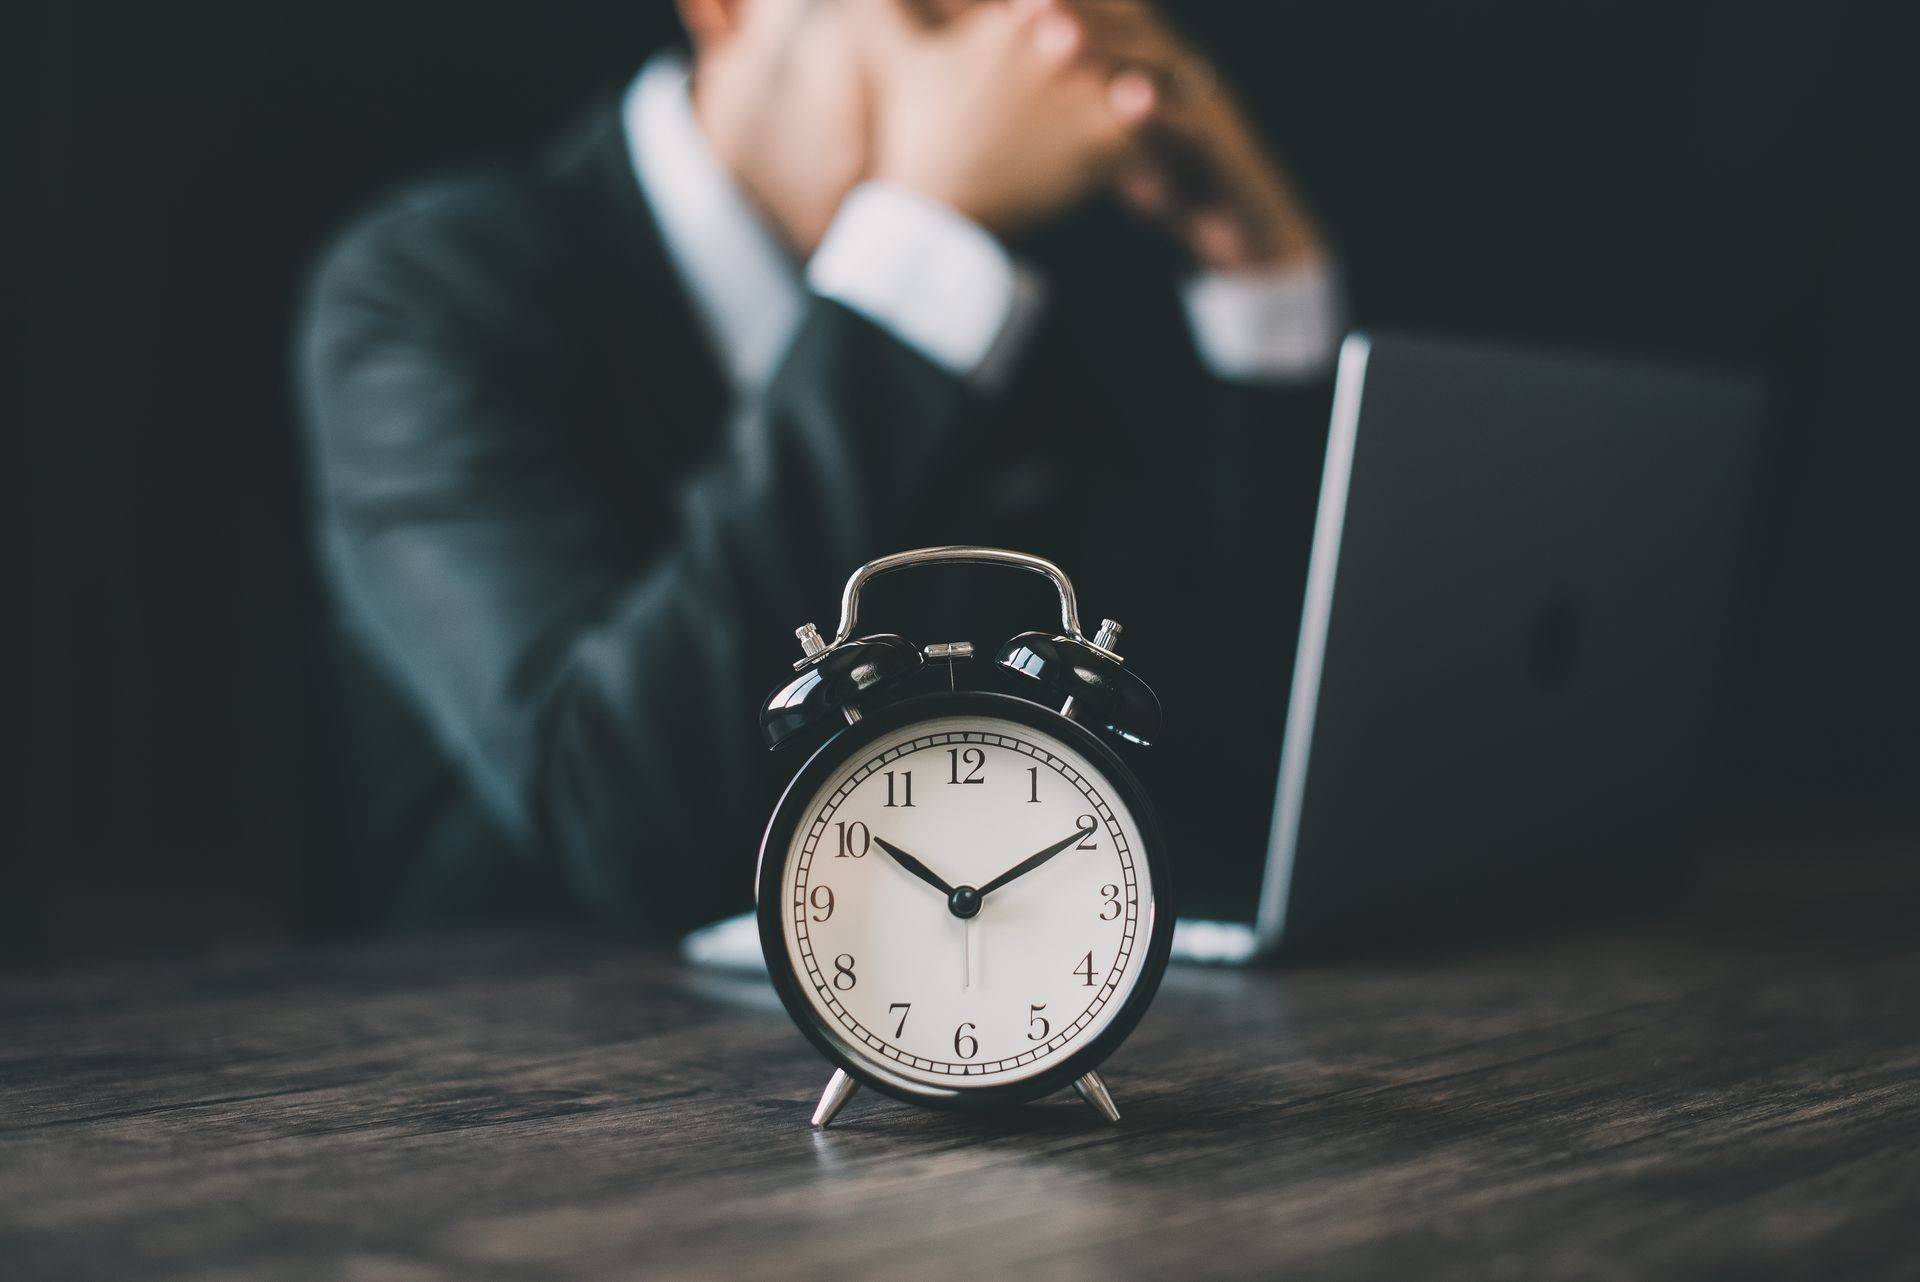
[814,546,1110,660]
[778,545,1158,747]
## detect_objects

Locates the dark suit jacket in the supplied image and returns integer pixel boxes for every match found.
[296,98,1329,933]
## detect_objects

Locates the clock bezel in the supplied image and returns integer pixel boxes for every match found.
[754,689,1175,1111]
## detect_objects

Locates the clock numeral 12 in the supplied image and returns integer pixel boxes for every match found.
[883,770,913,808]
[947,747,985,785]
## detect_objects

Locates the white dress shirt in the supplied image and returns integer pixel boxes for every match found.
[623,52,1343,396]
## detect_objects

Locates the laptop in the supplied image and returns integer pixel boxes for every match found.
[1178,331,1766,960]
[687,331,1766,970]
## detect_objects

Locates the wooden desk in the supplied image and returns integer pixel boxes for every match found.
[5,852,1918,1280]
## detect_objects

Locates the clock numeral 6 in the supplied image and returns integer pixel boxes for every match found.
[947,747,985,785]
[810,885,835,921]
[832,954,857,990]
[1098,883,1121,920]
[953,1022,979,1059]
[835,820,869,858]
[1076,814,1099,849]
[1027,1004,1050,1041]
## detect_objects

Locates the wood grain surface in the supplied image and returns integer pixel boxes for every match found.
[4,850,1918,1281]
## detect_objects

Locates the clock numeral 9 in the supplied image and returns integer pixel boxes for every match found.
[1076,814,1099,849]
[883,770,914,808]
[809,885,835,922]
[947,747,985,785]
[1027,1004,1050,1041]
[1098,883,1120,920]
[1074,951,1098,987]
[832,954,857,990]
[834,820,869,858]
[953,1022,978,1059]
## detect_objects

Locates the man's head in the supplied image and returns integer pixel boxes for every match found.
[674,0,881,255]
[674,0,1300,272]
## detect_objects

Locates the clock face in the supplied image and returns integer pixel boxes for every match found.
[777,712,1157,1090]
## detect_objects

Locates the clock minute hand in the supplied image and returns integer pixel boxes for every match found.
[978,830,1087,899]
[873,836,956,897]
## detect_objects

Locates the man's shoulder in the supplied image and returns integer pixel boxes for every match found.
[327,172,533,271]
[307,172,571,319]
[305,100,642,322]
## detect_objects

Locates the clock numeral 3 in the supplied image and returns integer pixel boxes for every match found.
[1074,951,1098,987]
[1076,814,1100,849]
[889,1002,911,1038]
[1098,883,1120,920]
[953,1022,979,1059]
[810,885,835,921]
[835,820,869,858]
[883,770,914,808]
[832,954,857,990]
[947,747,985,785]
[1027,1004,1050,1041]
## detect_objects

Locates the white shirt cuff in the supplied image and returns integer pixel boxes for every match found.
[1183,260,1345,383]
[808,181,1045,394]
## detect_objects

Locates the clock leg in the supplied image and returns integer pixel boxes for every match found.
[811,1068,860,1129]
[1072,1070,1122,1124]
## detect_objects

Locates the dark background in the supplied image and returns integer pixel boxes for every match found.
[9,0,1915,966]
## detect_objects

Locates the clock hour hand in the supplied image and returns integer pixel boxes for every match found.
[873,836,956,897]
[978,830,1087,898]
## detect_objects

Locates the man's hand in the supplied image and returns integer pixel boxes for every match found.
[857,0,1159,236]
[1069,0,1329,271]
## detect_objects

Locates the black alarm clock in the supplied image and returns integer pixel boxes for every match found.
[754,547,1173,1128]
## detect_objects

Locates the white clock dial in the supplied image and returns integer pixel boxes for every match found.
[780,714,1154,1088]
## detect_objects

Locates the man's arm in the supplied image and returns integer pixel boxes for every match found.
[1059,0,1347,385]
[298,214,974,932]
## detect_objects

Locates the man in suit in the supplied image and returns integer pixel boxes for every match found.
[297,0,1342,931]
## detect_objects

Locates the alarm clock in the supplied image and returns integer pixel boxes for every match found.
[754,547,1173,1128]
